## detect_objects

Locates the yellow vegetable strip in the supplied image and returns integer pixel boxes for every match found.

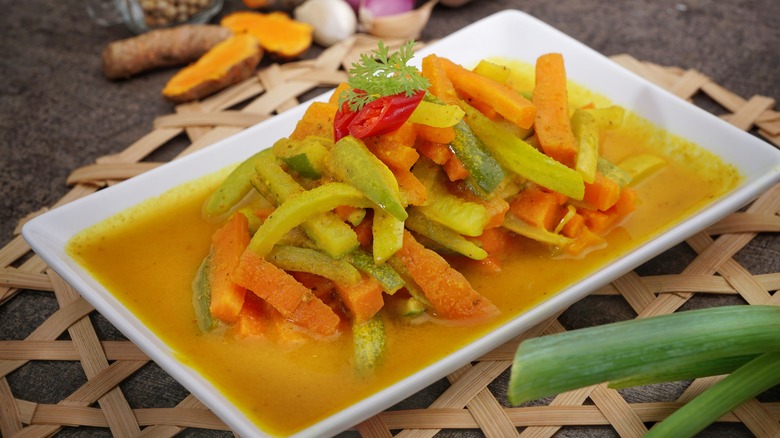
[572,109,599,184]
[372,209,405,263]
[460,101,585,200]
[502,213,573,247]
[407,100,465,128]
[247,182,371,257]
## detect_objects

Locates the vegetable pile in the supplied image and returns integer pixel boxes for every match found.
[193,41,655,372]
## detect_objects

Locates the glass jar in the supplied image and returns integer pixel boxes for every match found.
[87,0,224,34]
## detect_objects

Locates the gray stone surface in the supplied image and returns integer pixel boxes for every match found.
[1,0,778,436]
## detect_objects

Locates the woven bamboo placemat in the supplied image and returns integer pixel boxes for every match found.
[1,34,779,437]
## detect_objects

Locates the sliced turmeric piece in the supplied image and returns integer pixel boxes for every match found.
[162,33,262,103]
[221,11,313,59]
[102,24,233,80]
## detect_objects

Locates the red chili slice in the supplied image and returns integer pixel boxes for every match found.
[333,90,425,141]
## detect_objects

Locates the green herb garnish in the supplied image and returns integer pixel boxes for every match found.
[339,40,430,112]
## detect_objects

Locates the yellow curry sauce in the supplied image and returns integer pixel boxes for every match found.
[66,64,739,435]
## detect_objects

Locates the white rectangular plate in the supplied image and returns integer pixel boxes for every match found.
[23,9,780,437]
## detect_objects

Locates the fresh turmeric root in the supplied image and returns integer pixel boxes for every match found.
[101,24,232,80]
[220,11,313,59]
[162,33,263,103]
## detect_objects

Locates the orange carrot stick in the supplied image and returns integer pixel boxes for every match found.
[208,212,250,323]
[421,54,460,105]
[579,208,611,234]
[394,231,499,321]
[393,166,428,206]
[561,212,585,239]
[232,293,272,339]
[533,53,578,167]
[415,124,456,144]
[469,226,515,272]
[353,214,374,249]
[608,186,637,218]
[334,273,385,324]
[233,250,340,336]
[364,123,420,171]
[329,82,350,104]
[564,226,606,256]
[289,101,338,140]
[508,187,564,231]
[582,172,621,211]
[442,155,469,182]
[438,57,536,130]
[415,139,452,165]
[481,195,510,229]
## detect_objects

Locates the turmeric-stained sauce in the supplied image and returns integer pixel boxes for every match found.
[66,70,738,435]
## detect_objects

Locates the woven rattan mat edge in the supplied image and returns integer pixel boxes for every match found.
[1,35,779,437]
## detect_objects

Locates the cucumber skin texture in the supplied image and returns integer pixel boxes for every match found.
[449,120,505,195]
[327,136,408,221]
[192,254,216,333]
[353,315,387,373]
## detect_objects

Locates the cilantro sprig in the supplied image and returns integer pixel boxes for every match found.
[339,40,430,112]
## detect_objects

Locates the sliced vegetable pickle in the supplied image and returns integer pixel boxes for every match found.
[247,182,372,257]
[236,206,264,234]
[254,150,360,259]
[192,254,216,333]
[339,207,367,227]
[348,249,405,294]
[254,149,304,202]
[472,59,511,83]
[417,191,489,237]
[386,256,432,308]
[407,99,465,128]
[572,109,599,184]
[406,208,488,260]
[502,212,574,248]
[413,158,489,237]
[267,245,361,285]
[353,315,387,373]
[572,105,626,184]
[203,149,267,220]
[449,119,506,195]
[460,101,585,200]
[398,296,427,317]
[327,135,408,221]
[371,209,405,263]
[597,157,633,188]
[272,136,332,179]
[553,204,578,235]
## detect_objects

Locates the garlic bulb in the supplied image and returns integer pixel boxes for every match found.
[294,0,357,47]
[359,0,437,40]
